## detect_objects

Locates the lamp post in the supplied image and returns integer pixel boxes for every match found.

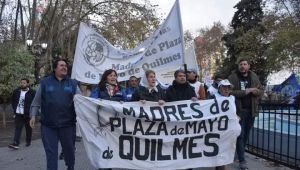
[26,39,47,84]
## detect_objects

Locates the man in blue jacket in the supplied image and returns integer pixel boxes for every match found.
[124,76,139,101]
[30,59,78,170]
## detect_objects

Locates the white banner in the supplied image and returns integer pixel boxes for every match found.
[74,95,241,169]
[156,42,200,84]
[71,0,184,84]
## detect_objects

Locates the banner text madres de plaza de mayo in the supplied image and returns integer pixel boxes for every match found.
[74,95,241,169]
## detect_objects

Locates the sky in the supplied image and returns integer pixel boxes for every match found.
[150,0,240,34]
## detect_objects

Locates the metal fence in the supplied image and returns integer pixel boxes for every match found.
[246,103,300,169]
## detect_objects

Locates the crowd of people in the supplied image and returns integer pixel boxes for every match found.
[8,57,263,170]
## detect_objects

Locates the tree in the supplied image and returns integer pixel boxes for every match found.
[222,0,269,84]
[29,0,37,40]
[0,0,160,82]
[184,30,193,45]
[195,22,226,80]
[0,0,6,22]
[267,0,299,24]
[263,15,300,71]
[0,42,34,127]
[29,0,160,78]
[263,0,300,73]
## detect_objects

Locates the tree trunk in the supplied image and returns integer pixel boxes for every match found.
[46,0,59,71]
[26,0,31,37]
[0,0,6,22]
[34,57,40,85]
[2,113,5,128]
[14,0,20,41]
[34,4,49,41]
[29,0,37,40]
[19,0,26,42]
[1,104,8,128]
[27,0,31,19]
[47,0,69,70]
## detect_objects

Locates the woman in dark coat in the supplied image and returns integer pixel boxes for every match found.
[90,69,127,102]
[132,70,166,104]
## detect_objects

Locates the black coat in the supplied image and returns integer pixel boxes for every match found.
[166,81,196,102]
[132,85,166,102]
[12,87,36,117]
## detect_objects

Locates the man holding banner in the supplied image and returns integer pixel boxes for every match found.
[166,69,197,102]
[124,76,139,101]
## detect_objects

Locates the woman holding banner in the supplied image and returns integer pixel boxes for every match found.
[131,70,166,104]
[90,69,127,102]
[214,79,236,170]
[166,69,197,102]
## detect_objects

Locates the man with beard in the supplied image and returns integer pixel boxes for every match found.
[8,78,35,149]
[228,58,263,170]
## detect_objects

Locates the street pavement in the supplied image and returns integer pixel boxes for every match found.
[0,139,292,170]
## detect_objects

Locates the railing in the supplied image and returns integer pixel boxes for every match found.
[246,103,300,169]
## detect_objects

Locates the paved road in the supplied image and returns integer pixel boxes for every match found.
[0,139,292,170]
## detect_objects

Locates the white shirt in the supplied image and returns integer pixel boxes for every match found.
[208,85,218,97]
[214,92,234,99]
[148,87,158,93]
[16,90,28,114]
[189,81,202,98]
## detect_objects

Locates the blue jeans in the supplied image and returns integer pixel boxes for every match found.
[41,125,76,170]
[236,110,255,162]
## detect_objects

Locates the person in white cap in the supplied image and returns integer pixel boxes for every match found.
[215,79,234,98]
[214,79,237,170]
[207,72,225,99]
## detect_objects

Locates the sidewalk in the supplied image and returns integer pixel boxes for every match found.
[0,139,292,170]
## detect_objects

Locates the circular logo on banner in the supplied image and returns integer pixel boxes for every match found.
[82,34,109,66]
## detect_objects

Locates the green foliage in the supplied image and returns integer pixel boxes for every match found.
[222,0,269,84]
[0,42,35,104]
[24,0,161,72]
[0,0,161,80]
[263,12,300,71]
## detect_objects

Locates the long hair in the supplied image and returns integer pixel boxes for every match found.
[98,69,118,91]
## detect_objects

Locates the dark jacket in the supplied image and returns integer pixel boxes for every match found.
[40,74,77,127]
[166,81,196,102]
[131,85,166,102]
[90,86,127,102]
[228,70,263,117]
[12,87,36,117]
